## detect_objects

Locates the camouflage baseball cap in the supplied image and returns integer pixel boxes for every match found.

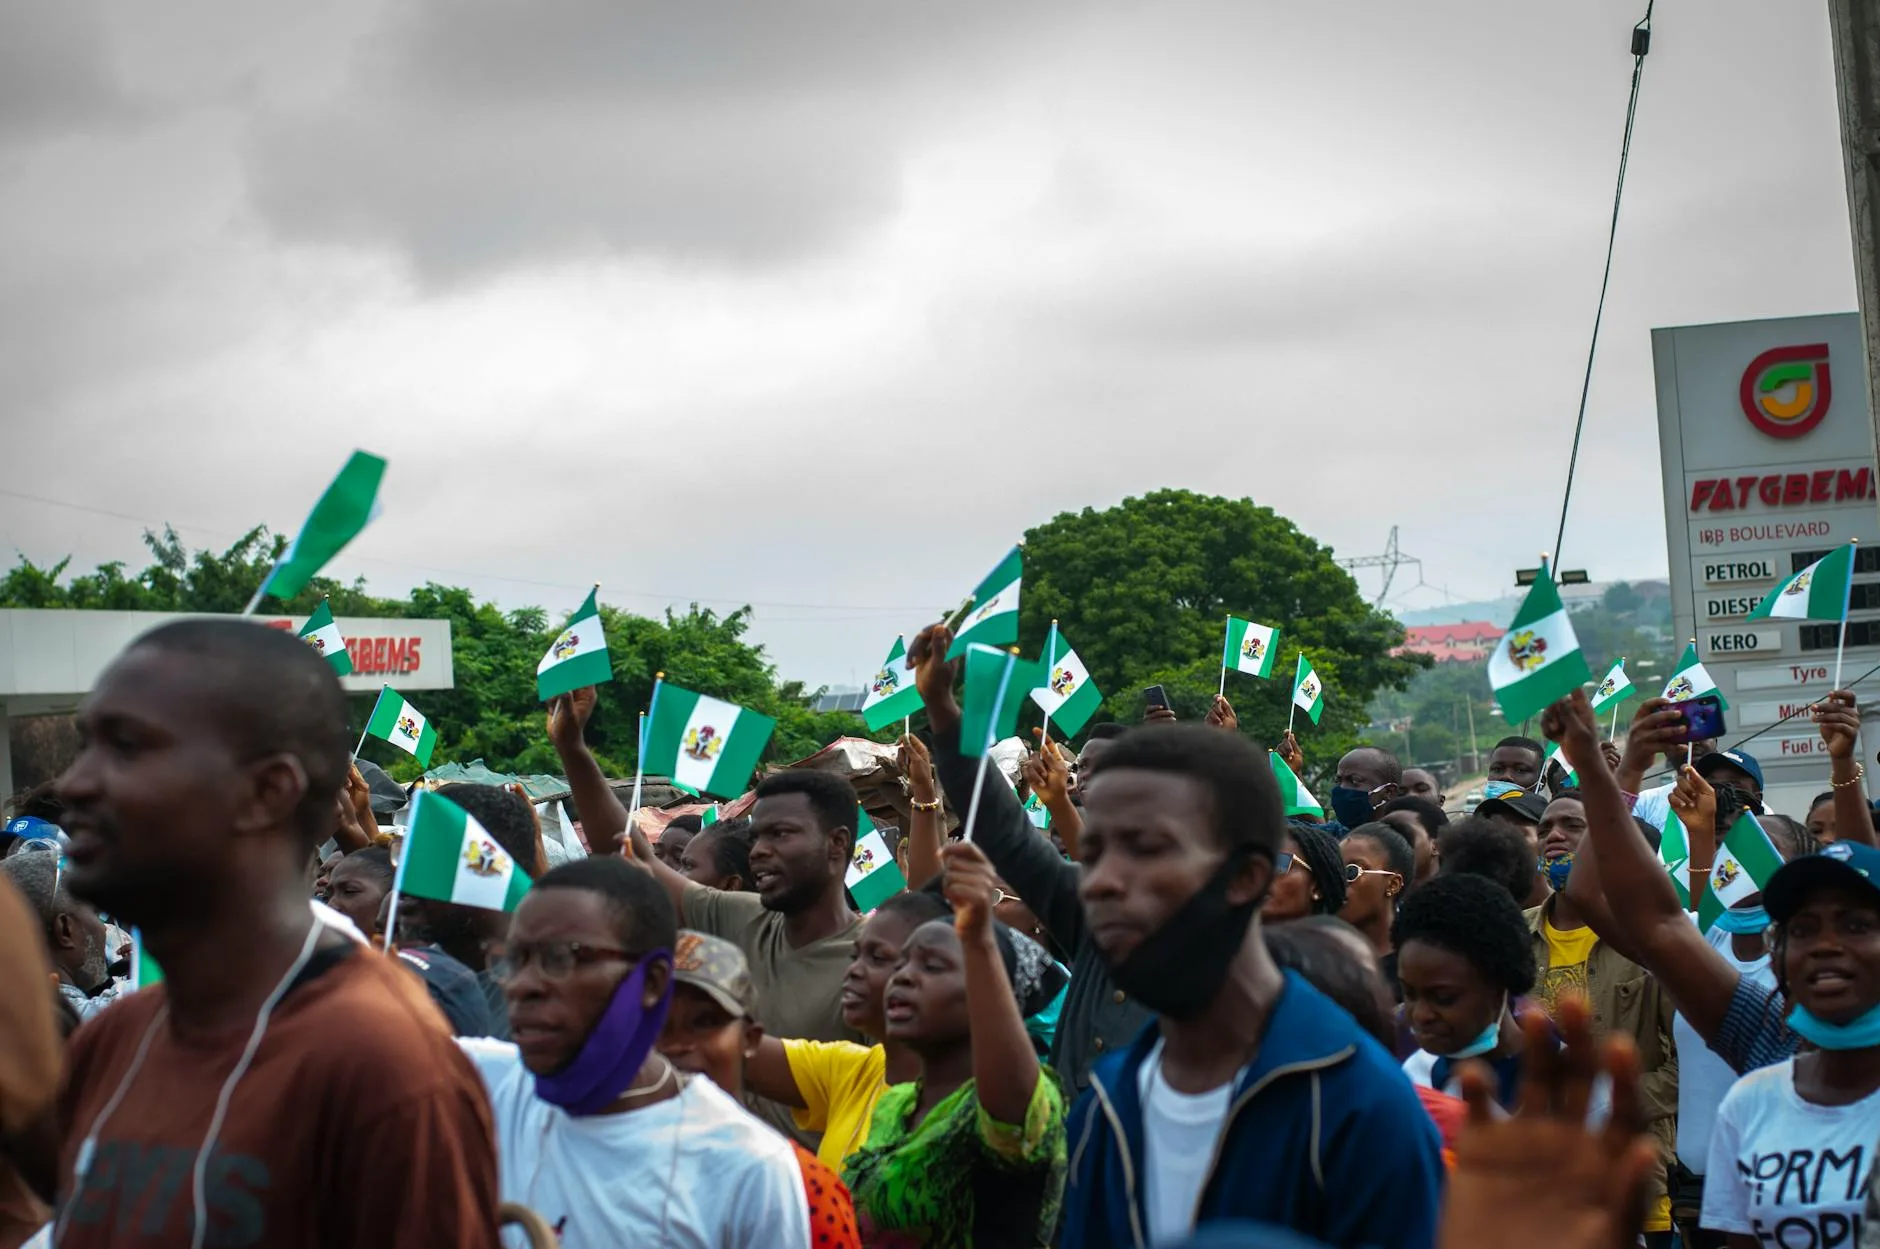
[672,930,756,1018]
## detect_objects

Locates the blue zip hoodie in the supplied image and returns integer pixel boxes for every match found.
[1060,970,1444,1249]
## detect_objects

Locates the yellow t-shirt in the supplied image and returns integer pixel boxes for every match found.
[1537,916,1601,1017]
[783,1038,889,1172]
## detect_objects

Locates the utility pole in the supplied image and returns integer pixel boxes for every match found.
[1466,699,1481,774]
[1828,0,1880,467]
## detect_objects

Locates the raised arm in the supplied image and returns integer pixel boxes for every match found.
[910,625,1086,953]
[900,733,946,890]
[546,689,689,916]
[744,1035,809,1109]
[1815,691,1874,848]
[1549,692,1745,1045]
[1024,736,1082,859]
[941,842,1042,1128]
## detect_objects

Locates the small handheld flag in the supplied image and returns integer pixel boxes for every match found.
[1488,563,1592,723]
[396,790,532,913]
[862,637,925,732]
[1024,792,1052,830]
[539,587,611,701]
[1663,642,1728,712]
[298,601,353,676]
[1658,810,1693,911]
[846,808,908,912]
[642,681,776,799]
[946,548,1023,660]
[365,686,439,766]
[1748,543,1855,623]
[1590,659,1634,714]
[1223,617,1281,680]
[246,451,386,612]
[960,646,1044,759]
[1698,812,1783,933]
[1290,654,1325,727]
[1031,622,1103,738]
[1269,752,1323,819]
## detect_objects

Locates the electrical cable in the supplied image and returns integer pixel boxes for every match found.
[1550,2,1655,577]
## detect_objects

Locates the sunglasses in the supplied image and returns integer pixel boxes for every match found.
[1274,853,1400,888]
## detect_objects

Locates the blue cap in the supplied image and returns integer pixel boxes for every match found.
[1696,748,1764,793]
[3,816,60,843]
[1764,840,1880,923]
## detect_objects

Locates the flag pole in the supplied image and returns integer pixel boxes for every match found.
[1835,539,1858,691]
[382,793,417,950]
[1286,651,1302,735]
[240,563,277,617]
[352,684,388,760]
[623,682,657,858]
[1218,615,1230,698]
[962,651,1019,845]
[1609,705,1619,743]
[1040,622,1060,746]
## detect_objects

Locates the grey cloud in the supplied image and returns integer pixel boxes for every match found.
[0,2,135,138]
[243,2,1083,284]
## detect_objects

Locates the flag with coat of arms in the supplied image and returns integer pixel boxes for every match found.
[365,686,438,765]
[396,790,532,912]
[1663,643,1728,712]
[297,601,353,676]
[1223,617,1280,679]
[1487,566,1592,723]
[862,637,925,732]
[1030,622,1103,737]
[642,680,776,799]
[538,587,611,701]
[847,808,907,912]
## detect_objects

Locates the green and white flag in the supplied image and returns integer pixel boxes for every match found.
[1024,792,1052,830]
[397,790,532,912]
[1488,570,1593,723]
[1269,752,1323,819]
[847,808,907,912]
[643,682,776,799]
[1748,543,1855,622]
[1542,739,1577,789]
[700,805,721,829]
[538,588,611,701]
[1223,617,1281,679]
[252,451,387,607]
[862,637,925,732]
[946,547,1023,660]
[1590,659,1634,714]
[1658,810,1693,911]
[959,645,1044,758]
[1031,623,1103,737]
[131,928,162,989]
[366,686,439,766]
[1663,643,1728,711]
[1698,811,1783,933]
[1291,654,1325,726]
[298,601,352,676]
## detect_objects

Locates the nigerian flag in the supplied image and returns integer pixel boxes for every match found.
[397,790,532,912]
[700,805,721,829]
[1659,810,1694,910]
[255,451,386,605]
[946,548,1023,660]
[960,645,1044,758]
[1590,659,1634,714]
[1664,643,1728,711]
[1024,792,1052,830]
[1488,571,1592,723]
[538,588,611,701]
[862,637,925,732]
[1269,752,1323,819]
[847,809,907,912]
[366,686,438,765]
[1223,617,1281,679]
[1542,739,1577,788]
[1031,623,1103,737]
[131,928,162,989]
[1749,543,1855,622]
[644,682,776,799]
[1291,654,1325,726]
[1699,811,1784,933]
[298,601,352,676]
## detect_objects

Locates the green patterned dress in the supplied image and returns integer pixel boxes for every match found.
[840,1070,1067,1249]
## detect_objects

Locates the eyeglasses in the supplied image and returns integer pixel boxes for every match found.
[1343,864,1404,886]
[1275,852,1296,875]
[484,940,637,984]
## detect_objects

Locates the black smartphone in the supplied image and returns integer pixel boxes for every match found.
[1143,684,1170,710]
[1670,693,1727,744]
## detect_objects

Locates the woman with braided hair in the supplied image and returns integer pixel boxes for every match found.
[1263,821,1348,924]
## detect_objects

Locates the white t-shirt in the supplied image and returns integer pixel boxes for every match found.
[1674,913,1778,1169]
[459,1039,811,1249]
[1137,1038,1236,1246]
[1633,784,1674,836]
[1401,1048,1612,1124]
[1701,1058,1880,1240]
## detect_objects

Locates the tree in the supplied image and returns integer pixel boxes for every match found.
[1019,489,1426,781]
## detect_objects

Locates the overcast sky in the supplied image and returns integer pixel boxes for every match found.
[1,0,1859,688]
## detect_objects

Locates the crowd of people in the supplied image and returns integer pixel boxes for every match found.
[1,614,1879,1248]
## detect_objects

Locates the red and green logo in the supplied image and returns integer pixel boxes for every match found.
[1739,343,1832,439]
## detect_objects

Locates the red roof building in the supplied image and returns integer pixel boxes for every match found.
[1396,622,1506,663]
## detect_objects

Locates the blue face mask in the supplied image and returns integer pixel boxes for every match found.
[1712,905,1770,935]
[1544,854,1574,893]
[1787,1001,1880,1051]
[1444,995,1508,1058]
[1329,786,1376,830]
[1483,781,1522,801]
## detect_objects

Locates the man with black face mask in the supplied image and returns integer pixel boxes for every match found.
[1326,745,1403,833]
[1056,719,1444,1248]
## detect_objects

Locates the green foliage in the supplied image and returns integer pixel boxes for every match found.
[1,529,875,782]
[1018,489,1427,781]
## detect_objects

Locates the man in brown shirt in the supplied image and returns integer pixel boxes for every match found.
[8,618,500,1247]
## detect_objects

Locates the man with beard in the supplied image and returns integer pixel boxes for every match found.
[7,618,498,1247]
[0,852,123,1021]
[1051,714,1443,1248]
